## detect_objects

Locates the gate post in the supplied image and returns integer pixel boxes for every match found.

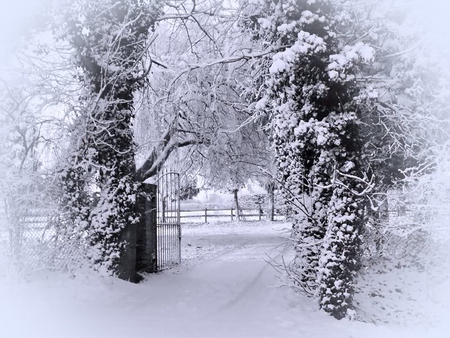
[118,218,138,282]
[136,183,158,274]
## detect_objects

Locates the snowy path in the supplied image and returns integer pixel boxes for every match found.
[0,222,441,338]
[148,226,296,337]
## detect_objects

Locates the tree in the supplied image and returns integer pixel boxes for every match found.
[201,113,273,220]
[52,0,161,275]
[0,58,68,274]
[133,0,275,220]
[18,0,276,277]
[50,0,271,274]
[244,0,450,319]
[242,0,446,318]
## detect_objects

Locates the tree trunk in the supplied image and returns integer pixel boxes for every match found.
[266,181,275,221]
[373,198,389,253]
[232,189,241,221]
[291,167,331,292]
[318,176,364,320]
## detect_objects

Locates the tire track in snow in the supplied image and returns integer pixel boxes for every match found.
[212,241,290,313]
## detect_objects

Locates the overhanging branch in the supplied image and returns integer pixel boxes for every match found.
[136,137,200,181]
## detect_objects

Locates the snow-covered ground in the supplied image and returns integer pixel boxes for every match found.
[1,221,449,338]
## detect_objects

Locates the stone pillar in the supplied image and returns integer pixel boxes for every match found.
[136,183,158,274]
[118,221,138,282]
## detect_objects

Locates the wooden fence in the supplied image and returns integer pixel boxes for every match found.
[176,207,286,223]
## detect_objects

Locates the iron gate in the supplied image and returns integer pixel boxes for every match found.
[156,170,181,269]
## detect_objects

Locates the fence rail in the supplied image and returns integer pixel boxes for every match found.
[11,207,285,231]
[175,207,286,223]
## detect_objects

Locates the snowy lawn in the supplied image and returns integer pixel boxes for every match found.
[1,221,448,338]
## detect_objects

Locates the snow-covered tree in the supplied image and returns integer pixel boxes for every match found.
[133,0,275,217]
[52,0,161,275]
[0,54,69,274]
[243,0,447,318]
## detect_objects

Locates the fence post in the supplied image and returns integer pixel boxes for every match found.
[259,206,262,221]
[231,208,234,221]
[205,208,208,223]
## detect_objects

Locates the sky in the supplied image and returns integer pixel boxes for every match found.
[0,0,49,65]
[0,0,450,76]
[0,1,449,45]
[407,0,450,43]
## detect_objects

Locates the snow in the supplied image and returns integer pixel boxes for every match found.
[269,58,288,74]
[300,10,320,25]
[1,221,449,338]
[257,18,272,30]
[254,97,268,110]
[277,22,297,34]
